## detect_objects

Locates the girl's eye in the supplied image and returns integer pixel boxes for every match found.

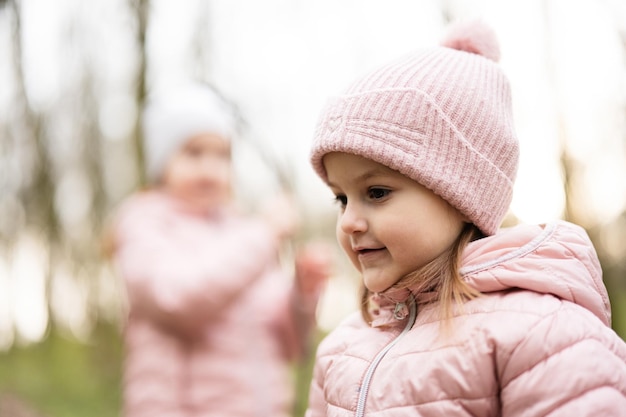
[333,194,347,208]
[368,188,390,200]
[183,146,203,158]
[217,148,231,159]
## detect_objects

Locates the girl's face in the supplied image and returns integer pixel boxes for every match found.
[162,133,232,214]
[324,152,466,293]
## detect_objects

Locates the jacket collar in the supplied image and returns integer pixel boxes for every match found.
[368,221,608,327]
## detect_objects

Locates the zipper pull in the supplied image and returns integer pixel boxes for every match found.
[393,302,408,320]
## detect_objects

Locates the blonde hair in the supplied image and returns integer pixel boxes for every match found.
[360,222,483,324]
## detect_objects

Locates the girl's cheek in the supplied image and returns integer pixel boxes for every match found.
[335,220,346,248]
[336,229,356,265]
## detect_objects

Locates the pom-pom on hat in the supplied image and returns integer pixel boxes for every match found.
[310,20,519,235]
[142,81,237,183]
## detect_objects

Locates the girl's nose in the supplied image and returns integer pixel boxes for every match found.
[200,158,230,184]
[338,203,367,234]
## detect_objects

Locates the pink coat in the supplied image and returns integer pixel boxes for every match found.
[306,221,626,416]
[113,191,314,417]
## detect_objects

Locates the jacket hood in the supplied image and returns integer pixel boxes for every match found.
[461,220,609,326]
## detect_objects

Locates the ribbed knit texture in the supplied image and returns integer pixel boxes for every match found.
[310,22,519,235]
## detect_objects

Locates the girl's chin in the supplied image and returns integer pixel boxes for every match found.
[362,277,397,294]
[361,265,413,292]
[181,199,225,216]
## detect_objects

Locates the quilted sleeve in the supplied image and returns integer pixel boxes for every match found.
[113,197,279,337]
[500,301,626,416]
[305,341,331,417]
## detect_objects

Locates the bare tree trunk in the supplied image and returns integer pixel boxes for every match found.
[9,0,56,338]
[9,0,56,238]
[130,0,149,187]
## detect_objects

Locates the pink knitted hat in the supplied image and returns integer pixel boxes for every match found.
[310,20,519,235]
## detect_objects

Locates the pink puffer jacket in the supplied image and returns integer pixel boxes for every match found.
[306,221,626,416]
[113,191,315,417]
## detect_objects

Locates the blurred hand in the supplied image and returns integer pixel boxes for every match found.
[295,241,334,295]
[260,192,300,241]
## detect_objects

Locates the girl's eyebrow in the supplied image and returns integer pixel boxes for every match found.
[356,168,390,181]
[327,167,390,188]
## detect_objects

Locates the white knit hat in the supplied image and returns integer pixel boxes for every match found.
[142,81,237,182]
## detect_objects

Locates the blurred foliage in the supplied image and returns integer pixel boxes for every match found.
[597,231,626,338]
[0,324,122,417]
[291,330,326,417]
[0,325,321,417]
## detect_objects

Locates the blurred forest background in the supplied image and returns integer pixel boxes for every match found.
[0,0,625,416]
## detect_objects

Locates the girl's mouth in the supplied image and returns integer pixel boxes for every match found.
[358,248,378,254]
[356,247,386,263]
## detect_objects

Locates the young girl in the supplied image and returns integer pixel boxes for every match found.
[305,20,626,416]
[109,81,331,417]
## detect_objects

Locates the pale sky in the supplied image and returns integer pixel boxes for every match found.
[1,0,625,337]
[9,0,626,224]
[152,0,626,227]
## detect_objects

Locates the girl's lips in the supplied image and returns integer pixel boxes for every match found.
[357,248,381,254]
[356,247,386,263]
[352,244,384,253]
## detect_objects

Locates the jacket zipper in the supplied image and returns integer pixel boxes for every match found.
[355,294,417,417]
